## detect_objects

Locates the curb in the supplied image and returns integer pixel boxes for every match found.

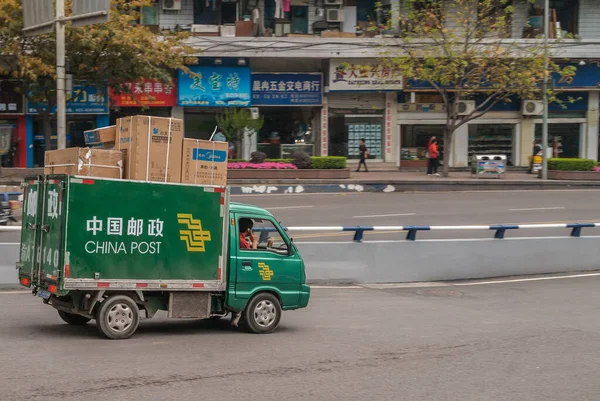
[228,180,600,195]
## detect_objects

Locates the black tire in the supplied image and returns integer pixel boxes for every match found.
[96,295,140,340]
[243,293,282,334]
[58,310,91,325]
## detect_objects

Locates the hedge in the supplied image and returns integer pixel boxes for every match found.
[310,156,347,170]
[547,158,596,171]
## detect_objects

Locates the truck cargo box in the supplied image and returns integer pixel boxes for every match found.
[18,176,228,293]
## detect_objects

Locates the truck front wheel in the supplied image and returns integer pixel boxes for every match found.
[96,295,140,340]
[244,293,282,334]
[58,311,91,325]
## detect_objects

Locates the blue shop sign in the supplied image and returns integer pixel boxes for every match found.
[178,66,251,107]
[251,73,323,106]
[553,63,600,89]
[27,84,108,114]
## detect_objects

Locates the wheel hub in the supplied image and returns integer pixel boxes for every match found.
[106,303,133,333]
[254,300,276,327]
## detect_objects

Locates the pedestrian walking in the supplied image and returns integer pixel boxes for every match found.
[530,140,542,173]
[356,138,369,172]
[427,137,440,176]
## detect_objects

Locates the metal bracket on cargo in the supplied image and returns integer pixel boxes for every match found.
[567,223,596,238]
[490,225,519,239]
[404,226,431,241]
[343,226,374,242]
[88,290,106,314]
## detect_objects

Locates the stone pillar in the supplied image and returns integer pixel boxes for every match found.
[520,118,534,167]
[171,106,184,120]
[586,91,599,161]
[450,124,468,167]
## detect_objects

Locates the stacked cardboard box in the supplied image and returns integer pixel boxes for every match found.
[116,116,183,183]
[83,126,116,148]
[181,139,228,187]
[44,148,123,179]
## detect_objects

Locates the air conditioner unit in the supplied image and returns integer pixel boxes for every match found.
[522,100,544,116]
[326,8,344,22]
[163,0,181,11]
[325,0,343,5]
[456,100,475,116]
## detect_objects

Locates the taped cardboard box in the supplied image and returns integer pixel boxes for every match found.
[116,116,183,183]
[83,125,116,147]
[181,139,228,186]
[44,148,123,179]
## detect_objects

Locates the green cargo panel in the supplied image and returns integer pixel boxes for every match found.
[18,176,44,284]
[39,177,67,285]
[63,177,228,289]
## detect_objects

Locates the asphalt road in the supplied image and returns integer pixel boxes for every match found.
[2,189,600,243]
[2,274,600,401]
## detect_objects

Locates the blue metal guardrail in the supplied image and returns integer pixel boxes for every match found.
[0,192,21,202]
[2,223,600,241]
[284,223,600,241]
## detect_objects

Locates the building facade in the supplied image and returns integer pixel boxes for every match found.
[11,0,600,168]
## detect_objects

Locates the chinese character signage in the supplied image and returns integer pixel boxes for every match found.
[178,66,251,107]
[329,59,403,92]
[28,84,109,114]
[110,79,177,107]
[251,73,323,106]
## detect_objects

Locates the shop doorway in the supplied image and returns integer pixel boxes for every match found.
[329,112,384,159]
[0,121,18,167]
[534,123,582,158]
[400,125,445,167]
[468,124,516,166]
[257,107,316,159]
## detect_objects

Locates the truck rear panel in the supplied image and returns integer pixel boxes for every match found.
[18,175,229,293]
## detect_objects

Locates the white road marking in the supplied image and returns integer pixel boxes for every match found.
[0,290,29,295]
[267,206,315,210]
[452,272,600,286]
[509,207,565,211]
[354,213,416,218]
[311,285,362,289]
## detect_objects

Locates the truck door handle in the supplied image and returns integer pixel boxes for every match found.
[40,225,50,233]
[242,261,252,267]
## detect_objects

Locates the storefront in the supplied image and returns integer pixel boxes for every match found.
[27,83,109,166]
[251,72,322,159]
[327,59,402,160]
[0,79,26,167]
[178,61,251,149]
[109,78,177,124]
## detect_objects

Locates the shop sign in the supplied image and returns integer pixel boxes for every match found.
[110,79,177,107]
[554,62,600,89]
[321,97,328,156]
[329,59,402,92]
[0,80,24,114]
[398,103,447,113]
[385,99,392,155]
[251,73,322,106]
[28,84,109,114]
[178,66,251,107]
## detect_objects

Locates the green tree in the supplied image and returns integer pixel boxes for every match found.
[0,0,196,150]
[216,108,264,158]
[382,0,575,176]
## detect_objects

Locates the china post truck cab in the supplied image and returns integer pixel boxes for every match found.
[17,175,310,339]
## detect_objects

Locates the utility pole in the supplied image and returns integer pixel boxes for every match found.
[56,0,67,150]
[541,0,549,180]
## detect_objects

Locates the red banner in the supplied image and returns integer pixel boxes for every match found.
[110,79,177,107]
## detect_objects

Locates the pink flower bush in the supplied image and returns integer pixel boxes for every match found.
[228,162,297,170]
[594,166,600,172]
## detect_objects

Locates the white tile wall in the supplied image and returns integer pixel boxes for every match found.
[511,0,529,39]
[579,0,600,39]
[159,0,194,30]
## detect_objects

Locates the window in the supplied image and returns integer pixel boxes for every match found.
[238,217,289,255]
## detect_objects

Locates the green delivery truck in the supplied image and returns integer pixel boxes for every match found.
[17,175,310,339]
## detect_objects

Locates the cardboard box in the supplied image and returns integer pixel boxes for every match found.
[83,125,116,146]
[181,139,228,187]
[116,116,183,183]
[44,148,123,179]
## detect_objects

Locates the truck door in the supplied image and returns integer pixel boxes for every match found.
[234,215,301,307]
[36,176,67,289]
[18,176,43,286]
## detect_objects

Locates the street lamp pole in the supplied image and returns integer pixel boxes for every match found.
[56,0,67,150]
[541,0,549,179]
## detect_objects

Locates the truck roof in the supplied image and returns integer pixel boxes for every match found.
[229,202,275,218]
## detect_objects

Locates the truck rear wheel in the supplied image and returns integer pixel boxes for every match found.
[58,311,91,326]
[244,293,281,334]
[96,295,140,340]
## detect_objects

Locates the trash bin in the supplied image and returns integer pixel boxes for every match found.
[471,155,506,179]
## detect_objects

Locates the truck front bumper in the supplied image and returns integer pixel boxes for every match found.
[299,284,310,308]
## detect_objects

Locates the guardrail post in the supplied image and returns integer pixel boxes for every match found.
[404,226,430,241]
[490,225,519,239]
[567,223,595,237]
[343,226,374,242]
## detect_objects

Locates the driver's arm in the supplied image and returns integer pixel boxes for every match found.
[250,231,259,249]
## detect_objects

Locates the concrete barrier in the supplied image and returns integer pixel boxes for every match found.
[2,236,600,287]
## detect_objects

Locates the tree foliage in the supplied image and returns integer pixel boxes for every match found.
[382,0,576,176]
[0,0,196,149]
[216,108,264,142]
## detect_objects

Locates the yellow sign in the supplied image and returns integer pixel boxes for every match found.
[258,262,273,281]
[177,213,211,252]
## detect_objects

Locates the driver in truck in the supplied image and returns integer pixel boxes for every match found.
[239,218,258,250]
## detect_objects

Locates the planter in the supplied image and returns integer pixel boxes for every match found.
[228,168,350,180]
[548,170,600,181]
[400,160,428,168]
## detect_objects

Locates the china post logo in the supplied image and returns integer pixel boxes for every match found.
[177,213,211,252]
[193,148,227,163]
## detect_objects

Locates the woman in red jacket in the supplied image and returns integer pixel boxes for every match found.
[427,137,440,176]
